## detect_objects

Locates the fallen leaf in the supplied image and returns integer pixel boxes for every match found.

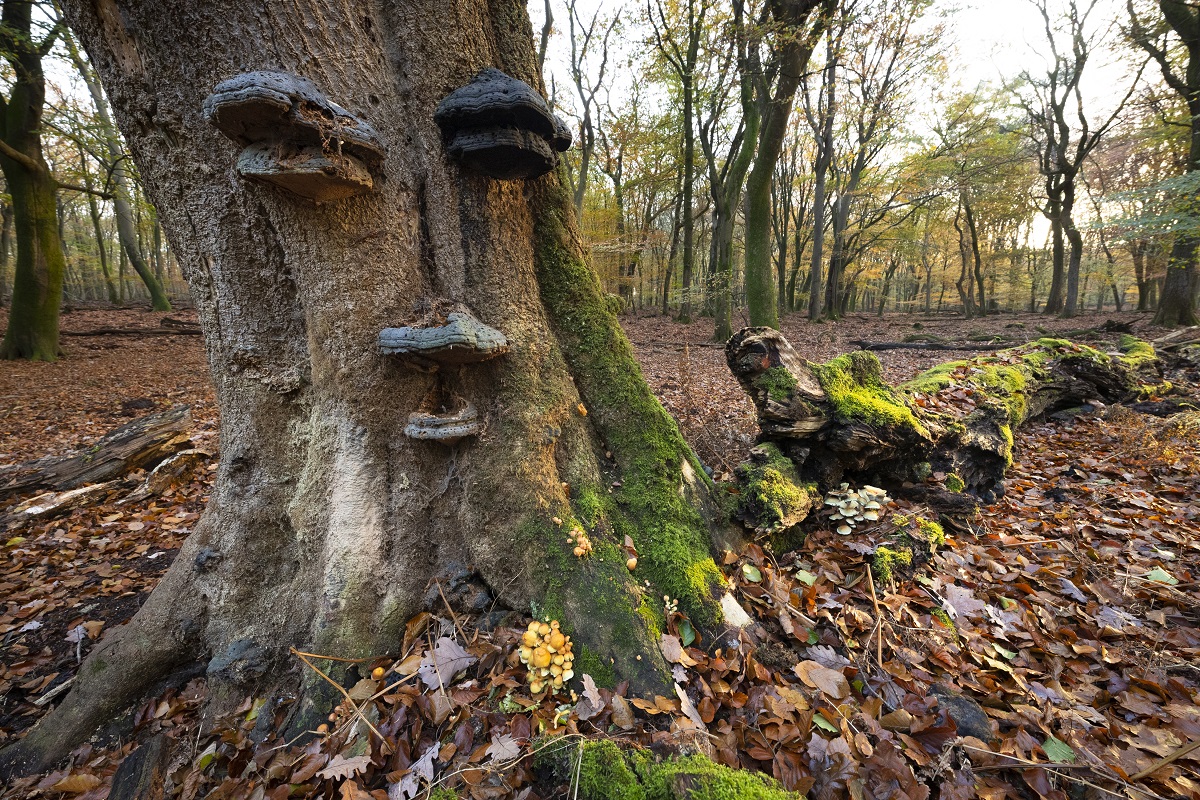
[417,637,477,690]
[485,733,521,762]
[317,754,373,781]
[794,660,850,700]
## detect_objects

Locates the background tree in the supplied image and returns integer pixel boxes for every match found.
[740,0,831,329]
[1127,0,1200,324]
[0,0,68,359]
[1018,0,1143,318]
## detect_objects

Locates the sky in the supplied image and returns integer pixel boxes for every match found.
[532,0,1142,120]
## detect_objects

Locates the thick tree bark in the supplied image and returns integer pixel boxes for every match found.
[2,0,735,777]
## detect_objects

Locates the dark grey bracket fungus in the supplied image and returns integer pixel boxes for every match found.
[378,310,509,369]
[434,68,572,180]
[203,71,386,203]
[405,404,481,445]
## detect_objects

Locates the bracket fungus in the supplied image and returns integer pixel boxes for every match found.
[404,403,481,446]
[379,310,508,369]
[434,68,572,180]
[518,619,574,695]
[203,71,386,202]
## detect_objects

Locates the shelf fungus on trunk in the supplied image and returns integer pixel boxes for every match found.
[434,68,571,180]
[378,309,509,370]
[404,403,481,445]
[203,71,386,202]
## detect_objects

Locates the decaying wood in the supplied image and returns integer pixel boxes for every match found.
[728,328,1159,504]
[1,482,121,529]
[1153,326,1200,353]
[0,406,192,503]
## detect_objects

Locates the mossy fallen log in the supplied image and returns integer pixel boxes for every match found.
[727,331,1160,504]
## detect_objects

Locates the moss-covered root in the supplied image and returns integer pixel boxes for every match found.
[733,443,819,541]
[568,739,801,800]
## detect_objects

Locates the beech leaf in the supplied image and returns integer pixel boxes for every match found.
[317,754,373,780]
[417,637,477,690]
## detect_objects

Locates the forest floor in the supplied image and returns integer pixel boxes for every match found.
[1,307,1198,800]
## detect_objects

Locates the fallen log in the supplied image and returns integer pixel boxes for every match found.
[61,327,202,337]
[727,332,1160,504]
[0,406,192,503]
[849,340,1011,352]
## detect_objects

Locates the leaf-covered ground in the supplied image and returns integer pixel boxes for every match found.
[1,308,1198,800]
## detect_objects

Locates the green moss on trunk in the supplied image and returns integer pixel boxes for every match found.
[0,163,65,361]
[532,179,725,630]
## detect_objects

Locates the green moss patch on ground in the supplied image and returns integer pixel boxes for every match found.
[565,739,801,800]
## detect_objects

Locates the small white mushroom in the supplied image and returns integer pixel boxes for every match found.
[837,524,852,535]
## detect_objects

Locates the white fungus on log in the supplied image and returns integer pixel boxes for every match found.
[203,71,385,202]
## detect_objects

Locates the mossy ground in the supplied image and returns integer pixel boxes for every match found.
[872,546,912,583]
[562,739,801,800]
[1118,334,1157,370]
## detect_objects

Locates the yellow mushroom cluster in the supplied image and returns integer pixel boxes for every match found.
[568,528,593,558]
[518,619,575,695]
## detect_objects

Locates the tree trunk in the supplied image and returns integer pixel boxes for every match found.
[69,39,173,311]
[0,1,67,361]
[742,0,826,331]
[4,0,735,776]
[1043,202,1066,315]
[679,75,696,322]
[0,200,11,305]
[1062,200,1083,318]
[807,45,835,321]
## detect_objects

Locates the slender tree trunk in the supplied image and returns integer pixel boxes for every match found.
[1131,243,1149,312]
[679,76,696,322]
[1062,185,1082,318]
[0,201,11,306]
[69,39,172,311]
[1044,200,1066,314]
[78,142,119,304]
[963,192,985,316]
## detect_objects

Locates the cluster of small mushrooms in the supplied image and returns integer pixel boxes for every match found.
[518,619,575,695]
[825,483,891,535]
[568,527,593,558]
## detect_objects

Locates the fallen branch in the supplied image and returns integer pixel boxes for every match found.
[849,340,1011,352]
[0,406,192,503]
